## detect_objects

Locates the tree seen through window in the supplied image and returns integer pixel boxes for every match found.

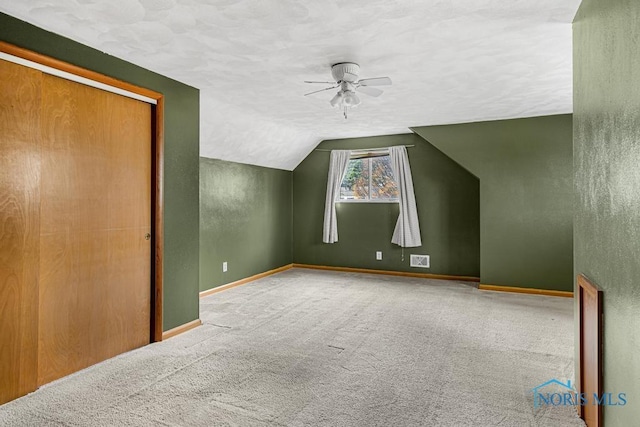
[339,155,398,201]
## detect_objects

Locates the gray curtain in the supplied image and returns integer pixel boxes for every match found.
[322,149,351,243]
[389,146,422,247]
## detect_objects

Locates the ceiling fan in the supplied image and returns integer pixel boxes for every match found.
[304,62,392,119]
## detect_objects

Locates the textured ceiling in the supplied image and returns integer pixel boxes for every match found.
[0,0,581,170]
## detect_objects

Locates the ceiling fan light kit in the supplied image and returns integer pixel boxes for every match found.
[342,91,360,107]
[329,92,343,107]
[304,62,392,119]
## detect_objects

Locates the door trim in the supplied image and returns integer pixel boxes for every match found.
[0,41,165,342]
[576,274,603,427]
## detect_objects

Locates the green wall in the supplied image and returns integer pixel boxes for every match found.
[412,115,573,291]
[0,13,200,331]
[293,133,480,277]
[574,0,640,423]
[200,158,292,291]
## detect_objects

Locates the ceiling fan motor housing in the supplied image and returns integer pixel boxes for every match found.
[331,62,360,82]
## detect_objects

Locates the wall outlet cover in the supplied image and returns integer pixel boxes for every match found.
[376,251,383,260]
[223,261,228,272]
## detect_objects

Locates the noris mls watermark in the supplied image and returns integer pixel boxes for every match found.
[532,379,627,409]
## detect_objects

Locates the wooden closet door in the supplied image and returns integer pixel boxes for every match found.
[0,60,42,405]
[37,74,152,385]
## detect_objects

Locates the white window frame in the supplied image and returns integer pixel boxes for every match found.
[337,150,399,204]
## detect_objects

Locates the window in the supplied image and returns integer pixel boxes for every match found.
[339,155,399,202]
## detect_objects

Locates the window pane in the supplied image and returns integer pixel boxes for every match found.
[340,158,369,200]
[370,156,398,200]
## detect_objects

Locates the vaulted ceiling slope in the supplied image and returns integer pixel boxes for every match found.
[0,1,581,170]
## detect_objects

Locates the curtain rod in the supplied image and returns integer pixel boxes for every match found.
[314,144,415,152]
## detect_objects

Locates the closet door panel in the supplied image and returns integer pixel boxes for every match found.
[0,59,42,405]
[38,74,151,385]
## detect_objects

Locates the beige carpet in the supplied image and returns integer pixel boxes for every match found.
[0,269,584,426]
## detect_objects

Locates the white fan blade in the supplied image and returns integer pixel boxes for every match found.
[356,85,383,97]
[342,72,359,82]
[304,81,336,84]
[304,86,338,96]
[358,77,392,86]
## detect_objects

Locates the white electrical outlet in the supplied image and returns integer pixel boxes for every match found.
[222,261,228,272]
[376,251,383,260]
